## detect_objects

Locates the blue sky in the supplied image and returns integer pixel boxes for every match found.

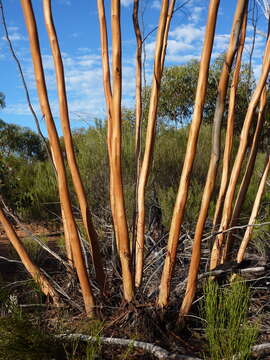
[0,0,269,136]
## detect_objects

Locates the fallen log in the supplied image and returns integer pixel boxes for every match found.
[56,333,202,360]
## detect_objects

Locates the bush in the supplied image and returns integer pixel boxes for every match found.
[202,278,258,360]
[0,315,64,360]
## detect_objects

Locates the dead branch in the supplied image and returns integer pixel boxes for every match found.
[0,199,71,271]
[252,342,270,356]
[56,333,202,360]
[175,266,268,296]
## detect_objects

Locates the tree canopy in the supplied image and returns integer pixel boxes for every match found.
[143,56,256,133]
[0,119,47,161]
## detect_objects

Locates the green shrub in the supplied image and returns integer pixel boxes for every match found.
[202,279,258,360]
[0,315,64,360]
[2,119,267,231]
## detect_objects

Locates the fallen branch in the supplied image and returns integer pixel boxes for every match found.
[252,343,270,356]
[175,266,267,295]
[0,256,22,264]
[56,333,202,360]
[56,333,270,359]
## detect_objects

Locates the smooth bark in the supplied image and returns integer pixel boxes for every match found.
[179,0,248,318]
[43,0,105,289]
[158,0,220,307]
[96,0,118,257]
[210,34,270,270]
[110,0,134,301]
[231,87,267,224]
[0,205,60,305]
[213,9,247,229]
[132,0,143,267]
[135,0,170,288]
[223,87,267,259]
[237,154,270,263]
[20,0,95,316]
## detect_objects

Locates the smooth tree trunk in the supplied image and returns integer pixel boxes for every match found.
[133,0,143,156]
[43,0,105,290]
[132,0,143,268]
[135,0,171,288]
[223,86,267,258]
[20,0,95,317]
[157,0,220,308]
[236,154,270,263]
[179,0,247,319]
[230,86,267,224]
[0,204,60,305]
[161,0,176,69]
[96,0,117,255]
[213,9,247,229]
[210,34,270,270]
[110,0,134,302]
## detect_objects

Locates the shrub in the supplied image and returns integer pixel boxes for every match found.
[0,315,64,360]
[202,278,258,360]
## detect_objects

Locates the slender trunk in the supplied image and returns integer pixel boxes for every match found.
[178,0,247,319]
[43,0,105,290]
[20,0,95,316]
[96,0,118,258]
[213,9,247,229]
[61,204,73,266]
[237,154,270,263]
[161,0,176,69]
[210,34,270,270]
[110,0,134,301]
[157,0,220,308]
[0,205,60,305]
[131,0,143,269]
[223,86,267,258]
[232,85,267,224]
[135,0,170,288]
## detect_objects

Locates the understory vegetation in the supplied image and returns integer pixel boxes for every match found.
[1,120,268,229]
[0,119,268,359]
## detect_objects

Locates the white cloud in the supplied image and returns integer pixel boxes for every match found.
[169,24,204,44]
[213,34,230,52]
[188,6,203,24]
[151,0,161,10]
[2,102,39,116]
[166,53,200,64]
[121,0,133,7]
[2,26,26,42]
[167,40,194,54]
[59,0,71,5]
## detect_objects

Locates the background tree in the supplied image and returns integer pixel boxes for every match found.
[0,119,47,160]
[143,57,256,134]
[0,92,5,108]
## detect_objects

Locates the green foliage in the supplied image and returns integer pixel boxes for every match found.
[143,56,255,134]
[0,315,64,360]
[62,320,103,360]
[85,320,103,360]
[0,155,58,221]
[1,115,264,230]
[0,92,5,109]
[0,119,47,160]
[202,279,258,360]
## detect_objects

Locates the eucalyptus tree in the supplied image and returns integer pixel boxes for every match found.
[0,0,269,325]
